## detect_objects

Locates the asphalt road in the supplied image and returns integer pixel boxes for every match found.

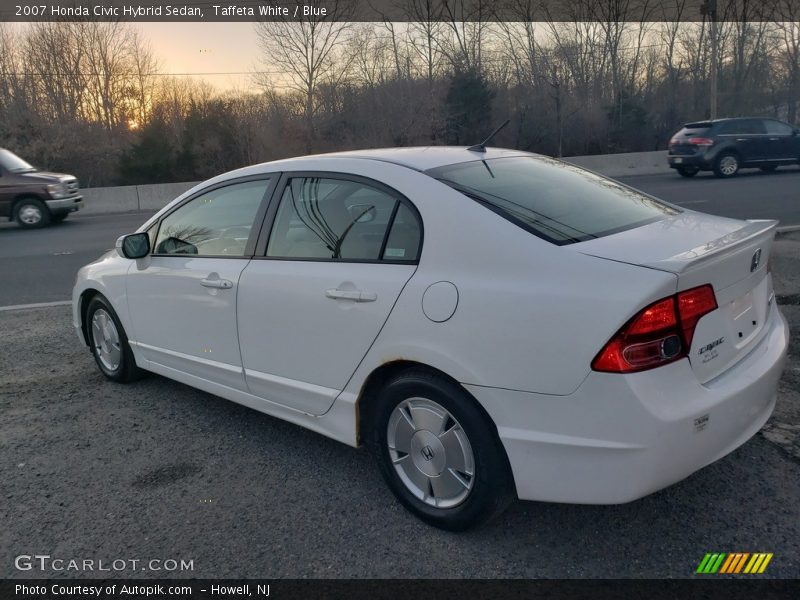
[617,167,800,225]
[1,196,799,577]
[1,300,798,579]
[0,212,154,306]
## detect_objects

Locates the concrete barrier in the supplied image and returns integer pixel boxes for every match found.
[80,185,139,214]
[80,181,200,215]
[79,150,672,215]
[563,150,671,178]
[136,181,200,211]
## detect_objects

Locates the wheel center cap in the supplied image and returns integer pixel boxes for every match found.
[410,430,446,476]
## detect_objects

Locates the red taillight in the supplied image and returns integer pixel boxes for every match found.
[627,298,677,334]
[688,137,714,146]
[592,285,717,374]
[676,285,717,347]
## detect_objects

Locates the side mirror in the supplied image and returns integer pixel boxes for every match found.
[116,233,150,259]
[794,128,800,136]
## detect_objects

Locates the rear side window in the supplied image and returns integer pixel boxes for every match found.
[427,157,679,245]
[383,204,421,261]
[713,121,739,135]
[266,176,421,262]
[712,120,766,135]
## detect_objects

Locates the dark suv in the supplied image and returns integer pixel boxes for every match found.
[668,117,800,178]
[0,148,83,228]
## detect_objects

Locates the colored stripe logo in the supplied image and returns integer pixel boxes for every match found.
[696,552,773,574]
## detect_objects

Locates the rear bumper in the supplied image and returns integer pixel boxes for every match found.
[46,195,83,214]
[668,154,710,169]
[467,304,789,504]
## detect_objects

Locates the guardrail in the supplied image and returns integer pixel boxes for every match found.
[80,150,672,215]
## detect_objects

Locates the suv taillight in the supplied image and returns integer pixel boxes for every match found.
[688,137,714,146]
[592,285,718,373]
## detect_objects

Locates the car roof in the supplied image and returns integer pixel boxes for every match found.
[685,117,785,127]
[261,146,536,172]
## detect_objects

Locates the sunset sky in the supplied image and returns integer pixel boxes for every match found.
[140,22,263,91]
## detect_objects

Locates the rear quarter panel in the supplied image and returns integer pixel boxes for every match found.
[340,172,679,397]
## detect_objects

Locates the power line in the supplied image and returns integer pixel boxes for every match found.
[1,70,284,77]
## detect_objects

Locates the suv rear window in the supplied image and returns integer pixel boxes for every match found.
[427,156,679,245]
[674,124,712,138]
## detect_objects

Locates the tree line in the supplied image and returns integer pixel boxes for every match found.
[0,0,798,187]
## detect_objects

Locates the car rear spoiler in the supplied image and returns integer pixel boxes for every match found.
[640,219,778,274]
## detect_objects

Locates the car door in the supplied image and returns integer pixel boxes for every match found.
[762,119,797,160]
[0,167,11,217]
[733,118,767,163]
[126,176,275,391]
[237,173,423,415]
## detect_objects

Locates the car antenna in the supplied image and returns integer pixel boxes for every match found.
[467,119,511,153]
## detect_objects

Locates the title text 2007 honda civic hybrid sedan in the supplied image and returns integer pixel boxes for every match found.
[73,147,789,530]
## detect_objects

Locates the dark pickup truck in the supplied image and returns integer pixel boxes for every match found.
[0,148,83,228]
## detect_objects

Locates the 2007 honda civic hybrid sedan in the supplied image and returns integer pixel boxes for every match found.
[73,147,789,530]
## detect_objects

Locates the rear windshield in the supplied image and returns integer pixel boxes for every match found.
[427,156,679,245]
[675,125,711,137]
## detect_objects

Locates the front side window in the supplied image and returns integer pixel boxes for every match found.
[428,157,679,245]
[764,120,794,135]
[154,179,270,257]
[266,176,420,261]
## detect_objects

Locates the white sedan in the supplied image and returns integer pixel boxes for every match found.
[73,147,789,530]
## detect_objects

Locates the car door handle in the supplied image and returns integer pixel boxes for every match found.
[325,288,377,302]
[201,277,233,289]
[769,137,779,141]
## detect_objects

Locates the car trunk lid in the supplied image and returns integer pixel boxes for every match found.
[574,212,777,383]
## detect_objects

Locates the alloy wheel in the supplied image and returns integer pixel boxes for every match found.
[719,155,738,176]
[91,308,122,372]
[387,397,475,508]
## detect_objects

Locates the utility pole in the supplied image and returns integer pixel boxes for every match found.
[703,0,719,119]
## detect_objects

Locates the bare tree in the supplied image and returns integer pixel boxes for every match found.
[24,22,88,123]
[438,0,491,74]
[406,0,445,86]
[254,0,355,152]
[774,2,800,122]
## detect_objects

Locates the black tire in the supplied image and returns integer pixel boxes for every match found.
[366,368,515,531]
[14,197,50,228]
[50,212,69,223]
[86,295,142,383]
[760,165,778,172]
[676,166,699,178]
[713,152,740,178]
